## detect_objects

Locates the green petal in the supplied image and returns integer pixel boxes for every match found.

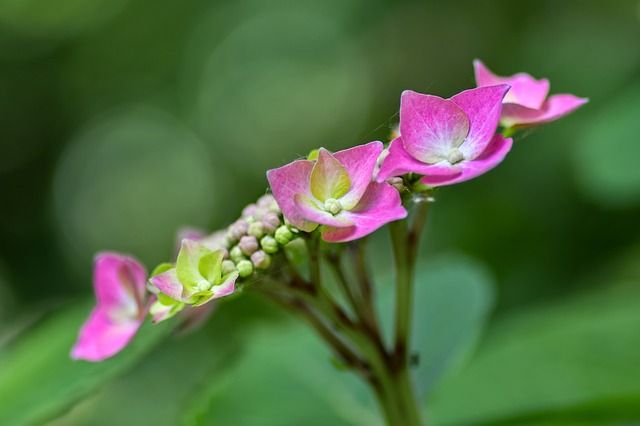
[198,250,224,284]
[150,262,174,277]
[309,148,351,201]
[176,240,212,293]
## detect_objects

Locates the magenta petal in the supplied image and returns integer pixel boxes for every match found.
[473,59,549,109]
[149,268,184,301]
[266,160,317,232]
[333,141,383,209]
[400,91,470,163]
[71,307,142,361]
[450,85,509,159]
[211,272,238,299]
[376,138,462,182]
[321,182,407,242]
[421,134,513,187]
[502,94,589,128]
[293,194,354,227]
[94,253,147,314]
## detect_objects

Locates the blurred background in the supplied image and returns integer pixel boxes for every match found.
[1,0,639,425]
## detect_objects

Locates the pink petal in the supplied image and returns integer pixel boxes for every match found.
[333,141,383,209]
[421,134,513,187]
[473,59,549,109]
[211,272,239,299]
[71,307,142,361]
[94,253,147,317]
[399,91,470,163]
[266,160,318,232]
[293,194,354,227]
[321,182,407,242]
[149,268,185,301]
[376,138,462,182]
[501,94,589,128]
[450,85,509,160]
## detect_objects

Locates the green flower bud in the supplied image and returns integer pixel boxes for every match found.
[275,225,293,245]
[248,221,265,238]
[260,235,279,254]
[236,259,254,278]
[221,259,236,275]
[230,245,244,262]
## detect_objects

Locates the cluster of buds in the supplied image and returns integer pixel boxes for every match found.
[222,194,298,278]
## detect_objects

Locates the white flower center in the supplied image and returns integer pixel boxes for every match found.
[323,198,342,215]
[447,147,465,165]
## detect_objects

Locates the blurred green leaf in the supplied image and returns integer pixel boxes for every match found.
[573,84,640,206]
[182,320,379,426]
[0,301,170,426]
[376,254,495,397]
[427,281,640,425]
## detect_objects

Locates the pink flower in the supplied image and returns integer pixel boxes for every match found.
[473,59,588,128]
[377,86,513,187]
[71,253,149,362]
[267,142,407,242]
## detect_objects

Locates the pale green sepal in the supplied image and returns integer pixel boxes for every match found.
[309,148,351,201]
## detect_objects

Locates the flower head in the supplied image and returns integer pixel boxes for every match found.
[377,86,513,187]
[473,59,588,128]
[71,253,148,362]
[267,142,407,242]
[148,239,238,322]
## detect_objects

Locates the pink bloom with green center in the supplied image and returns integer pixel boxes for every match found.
[71,253,148,362]
[377,85,513,187]
[474,59,588,128]
[267,141,407,242]
[148,239,237,323]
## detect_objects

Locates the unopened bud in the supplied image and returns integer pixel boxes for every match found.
[239,235,259,256]
[242,203,258,219]
[275,225,293,245]
[221,259,236,275]
[387,176,406,192]
[236,259,254,278]
[227,219,249,242]
[260,235,279,254]
[250,250,271,270]
[229,245,245,262]
[247,221,265,238]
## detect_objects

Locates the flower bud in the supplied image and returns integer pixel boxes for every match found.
[229,245,244,262]
[387,176,406,192]
[261,212,281,233]
[227,219,249,242]
[236,259,254,278]
[250,250,271,270]
[247,221,265,238]
[257,194,280,214]
[239,235,259,256]
[221,259,236,275]
[260,235,279,254]
[242,203,258,219]
[275,225,293,245]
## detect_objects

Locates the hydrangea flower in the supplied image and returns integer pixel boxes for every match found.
[474,59,588,128]
[267,141,407,242]
[148,239,237,322]
[71,253,148,361]
[377,85,513,187]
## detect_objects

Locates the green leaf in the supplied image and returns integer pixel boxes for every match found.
[0,301,171,426]
[182,319,379,426]
[376,254,495,398]
[427,281,640,425]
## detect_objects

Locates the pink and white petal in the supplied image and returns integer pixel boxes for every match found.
[400,91,470,163]
[321,182,407,243]
[451,85,509,160]
[211,271,238,299]
[293,194,354,227]
[149,268,185,302]
[473,60,549,109]
[333,141,383,209]
[376,138,462,182]
[421,134,513,187]
[71,307,142,362]
[501,94,588,128]
[94,253,147,314]
[266,160,317,232]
